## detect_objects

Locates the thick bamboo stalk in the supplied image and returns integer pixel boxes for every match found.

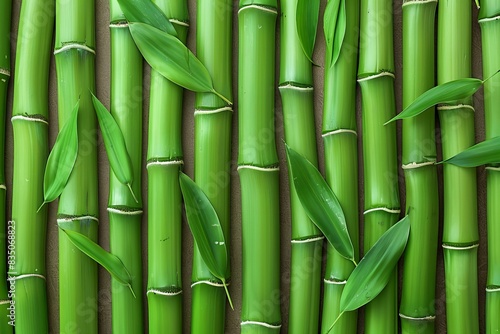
[278,1,322,332]
[358,0,400,332]
[191,0,233,332]
[238,1,281,332]
[321,1,360,333]
[146,1,188,332]
[0,0,11,331]
[55,1,99,332]
[108,1,144,332]
[438,1,479,333]
[399,1,439,333]
[478,2,500,333]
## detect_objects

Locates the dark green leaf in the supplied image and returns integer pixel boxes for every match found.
[386,78,482,123]
[443,136,500,167]
[285,145,354,262]
[129,23,232,105]
[91,94,137,202]
[117,0,177,36]
[296,0,320,63]
[41,100,79,207]
[340,216,410,312]
[324,0,346,67]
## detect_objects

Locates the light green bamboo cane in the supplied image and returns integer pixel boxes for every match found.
[146,1,188,332]
[358,0,400,332]
[437,1,479,333]
[238,1,281,333]
[55,1,99,332]
[191,0,233,332]
[108,1,144,332]
[321,1,360,333]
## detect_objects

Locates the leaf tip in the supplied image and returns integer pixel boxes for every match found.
[222,279,234,310]
[37,201,47,213]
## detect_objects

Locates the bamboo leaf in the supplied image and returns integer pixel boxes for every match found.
[117,0,177,36]
[60,228,135,296]
[386,78,482,123]
[296,0,320,63]
[179,172,233,308]
[340,216,410,312]
[40,100,79,208]
[443,136,500,167]
[324,0,346,67]
[129,23,232,105]
[91,94,137,202]
[285,145,355,262]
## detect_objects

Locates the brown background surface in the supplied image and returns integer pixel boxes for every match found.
[6,0,487,333]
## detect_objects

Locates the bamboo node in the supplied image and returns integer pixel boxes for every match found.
[147,289,183,296]
[191,280,227,288]
[109,22,129,28]
[107,207,143,215]
[0,299,10,305]
[146,160,184,169]
[485,166,500,172]
[399,313,436,321]
[194,106,233,116]
[479,15,500,24]
[322,129,357,138]
[436,104,475,112]
[291,236,325,244]
[0,184,5,190]
[278,83,314,91]
[57,215,99,223]
[0,68,10,77]
[238,4,278,15]
[357,71,395,82]
[7,274,46,281]
[401,161,435,169]
[324,278,347,285]
[363,207,401,215]
[54,43,95,55]
[402,0,438,7]
[240,321,282,329]
[237,165,280,172]
[11,114,49,125]
[442,243,479,250]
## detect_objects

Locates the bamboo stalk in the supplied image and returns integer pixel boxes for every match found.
[437,1,479,333]
[278,1,322,332]
[108,1,144,332]
[238,1,281,332]
[146,1,188,332]
[399,1,439,333]
[358,0,400,332]
[321,1,360,333]
[191,0,233,332]
[0,0,12,331]
[478,2,500,333]
[54,1,99,332]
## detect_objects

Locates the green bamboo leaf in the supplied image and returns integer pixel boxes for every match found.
[340,216,410,312]
[129,23,232,105]
[386,78,482,123]
[443,136,500,167]
[296,0,320,63]
[91,94,138,202]
[40,100,79,209]
[285,145,355,263]
[179,172,233,309]
[324,0,346,67]
[117,0,177,36]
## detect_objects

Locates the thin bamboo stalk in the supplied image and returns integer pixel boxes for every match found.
[358,0,400,332]
[278,1,322,332]
[108,1,144,332]
[438,1,479,333]
[54,1,99,332]
[191,0,233,332]
[321,1,360,333]
[399,1,439,333]
[238,0,281,332]
[146,1,188,332]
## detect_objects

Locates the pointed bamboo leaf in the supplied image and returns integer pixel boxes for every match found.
[129,23,232,105]
[386,78,482,123]
[324,0,346,67]
[179,172,233,308]
[117,0,177,36]
[340,216,410,312]
[296,0,320,63]
[285,145,354,262]
[60,228,135,296]
[443,136,500,167]
[91,94,137,202]
[41,100,79,208]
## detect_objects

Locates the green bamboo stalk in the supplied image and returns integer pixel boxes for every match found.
[438,1,478,333]
[321,1,360,333]
[278,1,322,332]
[0,0,12,331]
[54,1,99,332]
[10,1,54,332]
[358,0,400,332]
[478,2,500,333]
[399,1,439,333]
[146,1,188,332]
[108,1,144,332]
[191,0,233,332]
[238,1,281,332]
